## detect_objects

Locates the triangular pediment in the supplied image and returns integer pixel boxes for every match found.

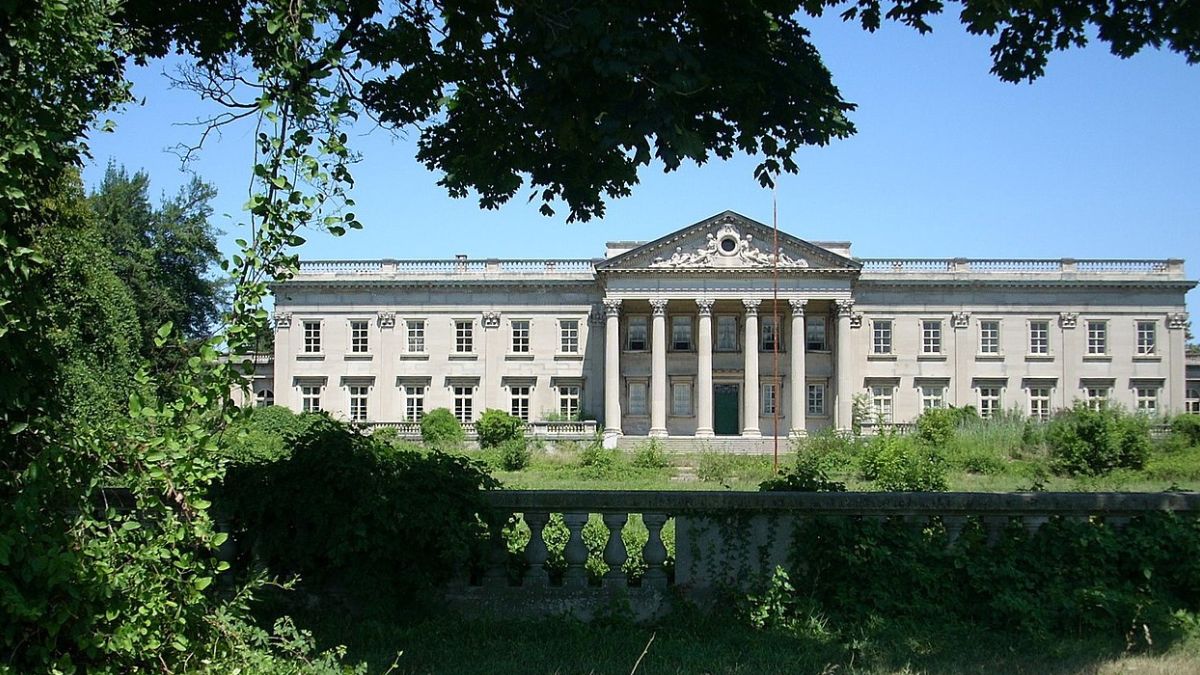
[596,211,860,272]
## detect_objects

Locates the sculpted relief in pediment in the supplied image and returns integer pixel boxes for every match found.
[649,222,809,269]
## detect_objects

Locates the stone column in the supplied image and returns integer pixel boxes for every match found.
[649,297,668,438]
[789,299,807,437]
[1168,312,1189,412]
[695,298,715,437]
[602,298,623,448]
[835,299,856,431]
[742,299,761,437]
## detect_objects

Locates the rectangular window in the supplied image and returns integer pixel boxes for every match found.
[303,320,322,353]
[806,317,827,351]
[1028,387,1051,421]
[671,382,693,416]
[1135,387,1158,414]
[627,316,648,351]
[560,319,580,353]
[716,315,738,351]
[348,384,369,422]
[1187,386,1200,415]
[511,320,530,353]
[1136,321,1156,355]
[453,386,474,422]
[807,383,826,416]
[979,320,1001,355]
[349,320,369,353]
[559,385,581,419]
[920,385,946,411]
[455,320,474,353]
[921,320,942,354]
[300,384,321,412]
[870,385,894,423]
[406,320,426,353]
[762,383,778,415]
[671,316,693,351]
[510,386,531,421]
[978,386,1002,418]
[1085,386,1109,410]
[1029,320,1050,355]
[872,320,892,355]
[761,316,781,352]
[628,381,648,416]
[404,385,425,421]
[1087,320,1108,355]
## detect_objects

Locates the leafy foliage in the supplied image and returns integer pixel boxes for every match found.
[760,445,847,492]
[476,408,525,448]
[630,439,671,469]
[916,406,978,447]
[1048,403,1151,475]
[859,433,948,491]
[420,408,465,448]
[497,438,532,471]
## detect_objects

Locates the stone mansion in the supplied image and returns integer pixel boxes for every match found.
[254,211,1197,446]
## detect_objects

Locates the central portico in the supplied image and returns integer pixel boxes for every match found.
[596,212,861,447]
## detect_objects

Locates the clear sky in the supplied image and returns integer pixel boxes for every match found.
[82,12,1199,317]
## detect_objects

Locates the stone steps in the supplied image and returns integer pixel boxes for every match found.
[615,436,790,455]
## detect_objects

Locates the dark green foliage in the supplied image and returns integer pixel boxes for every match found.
[220,405,323,465]
[760,445,847,492]
[497,438,531,471]
[219,416,499,607]
[579,443,620,477]
[916,406,977,447]
[419,407,465,448]
[476,408,525,448]
[859,433,948,491]
[1048,403,1151,475]
[630,439,671,469]
[788,513,1200,644]
[1171,414,1200,446]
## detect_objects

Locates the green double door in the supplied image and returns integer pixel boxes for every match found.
[714,384,740,436]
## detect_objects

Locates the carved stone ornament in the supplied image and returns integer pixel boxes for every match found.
[649,298,668,316]
[952,312,970,330]
[649,220,809,269]
[1168,312,1189,330]
[482,311,501,329]
[835,299,855,317]
[849,314,863,329]
[788,298,807,315]
[377,311,396,329]
[273,312,292,330]
[1060,312,1078,329]
[742,298,761,316]
[602,298,622,317]
[695,298,714,316]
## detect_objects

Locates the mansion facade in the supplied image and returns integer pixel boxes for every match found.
[257,211,1197,446]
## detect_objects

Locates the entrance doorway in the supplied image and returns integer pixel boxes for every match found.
[714,384,740,435]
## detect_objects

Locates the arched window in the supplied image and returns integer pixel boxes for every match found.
[256,389,275,408]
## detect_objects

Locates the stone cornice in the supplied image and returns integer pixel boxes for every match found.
[856,279,1198,292]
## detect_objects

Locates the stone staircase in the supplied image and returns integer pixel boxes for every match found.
[615,436,790,455]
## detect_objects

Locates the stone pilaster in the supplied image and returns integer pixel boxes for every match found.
[649,298,668,438]
[603,298,623,447]
[835,299,856,431]
[789,299,807,437]
[696,298,715,437]
[742,299,762,437]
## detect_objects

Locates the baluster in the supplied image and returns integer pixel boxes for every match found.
[943,515,966,546]
[523,511,550,587]
[1107,515,1131,531]
[642,513,669,589]
[483,511,512,587]
[1023,515,1048,536]
[562,512,590,588]
[602,512,629,589]
[984,515,1008,546]
[901,513,925,532]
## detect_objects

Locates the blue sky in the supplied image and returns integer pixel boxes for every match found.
[82,12,1199,316]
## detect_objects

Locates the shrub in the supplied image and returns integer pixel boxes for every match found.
[631,439,671,469]
[371,425,400,446]
[1047,403,1151,475]
[793,430,858,473]
[915,406,977,447]
[859,433,948,491]
[420,408,465,448]
[1171,414,1200,447]
[476,408,525,448]
[697,448,738,483]
[497,438,532,471]
[760,446,847,492]
[222,405,323,465]
[579,443,619,473]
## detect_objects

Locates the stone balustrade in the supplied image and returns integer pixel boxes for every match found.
[858,258,1184,277]
[296,258,597,277]
[360,419,597,441]
[452,490,1200,619]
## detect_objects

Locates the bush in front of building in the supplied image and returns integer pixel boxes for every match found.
[1047,402,1151,476]
[497,438,532,471]
[859,432,948,491]
[420,407,465,448]
[631,439,671,469]
[1171,414,1200,446]
[915,406,978,447]
[477,408,525,448]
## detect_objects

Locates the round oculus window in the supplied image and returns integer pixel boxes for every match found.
[719,236,737,253]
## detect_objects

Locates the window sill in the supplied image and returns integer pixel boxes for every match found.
[1083,355,1112,362]
[554,353,584,361]
[975,354,1004,361]
[449,353,478,361]
[505,353,535,361]
[806,347,831,354]
[867,354,897,361]
[759,349,786,354]
[625,413,650,419]
[917,354,947,361]
[296,353,325,361]
[714,349,742,354]
[344,353,374,361]
[1133,355,1162,362]
[669,348,696,354]
[1025,354,1054,361]
[400,353,429,361]
[669,414,696,419]
[622,349,649,355]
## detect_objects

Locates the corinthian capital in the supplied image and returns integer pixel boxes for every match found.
[650,298,668,316]
[788,298,808,315]
[835,299,855,316]
[742,298,761,316]
[602,298,622,317]
[695,298,714,316]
